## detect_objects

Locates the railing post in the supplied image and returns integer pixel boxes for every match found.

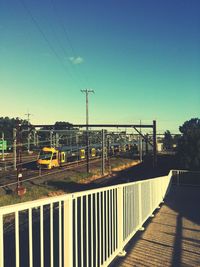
[64,196,73,267]
[177,170,180,186]
[138,183,145,231]
[117,186,126,256]
[0,214,4,267]
[149,182,154,217]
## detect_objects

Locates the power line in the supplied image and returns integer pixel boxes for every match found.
[45,0,85,88]
[50,0,76,56]
[18,0,81,88]
[50,0,90,87]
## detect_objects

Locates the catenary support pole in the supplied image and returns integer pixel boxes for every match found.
[101,129,105,175]
[1,132,5,161]
[153,120,157,167]
[50,131,53,147]
[25,111,32,153]
[139,120,142,162]
[13,128,17,170]
[33,130,36,146]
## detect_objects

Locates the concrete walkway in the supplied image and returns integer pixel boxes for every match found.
[111,185,200,267]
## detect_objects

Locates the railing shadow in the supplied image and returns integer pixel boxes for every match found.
[166,185,200,225]
[110,184,200,267]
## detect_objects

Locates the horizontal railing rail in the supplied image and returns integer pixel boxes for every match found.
[0,171,173,267]
[172,170,200,186]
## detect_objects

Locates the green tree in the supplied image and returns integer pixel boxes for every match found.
[177,118,200,170]
[0,117,28,149]
[38,121,74,147]
[163,130,173,150]
[54,121,73,130]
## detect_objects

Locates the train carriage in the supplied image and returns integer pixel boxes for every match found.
[37,141,132,170]
[37,145,97,169]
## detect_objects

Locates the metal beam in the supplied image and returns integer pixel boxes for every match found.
[21,122,157,167]
[133,127,153,147]
[31,124,154,129]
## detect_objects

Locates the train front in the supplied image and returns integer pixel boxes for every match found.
[37,147,59,169]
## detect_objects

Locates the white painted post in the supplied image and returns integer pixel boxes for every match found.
[15,212,20,267]
[59,202,62,267]
[64,196,73,267]
[50,203,54,267]
[0,214,4,267]
[40,206,44,267]
[29,209,33,267]
[138,183,145,231]
[118,186,126,257]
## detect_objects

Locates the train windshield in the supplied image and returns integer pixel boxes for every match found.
[39,151,52,160]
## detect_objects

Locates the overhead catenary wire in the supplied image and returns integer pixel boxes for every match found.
[3,130,142,150]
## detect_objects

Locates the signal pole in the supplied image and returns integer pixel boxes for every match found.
[16,120,26,196]
[81,89,94,173]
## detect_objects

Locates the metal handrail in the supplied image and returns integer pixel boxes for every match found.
[0,170,174,267]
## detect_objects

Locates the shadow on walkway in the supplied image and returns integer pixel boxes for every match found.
[110,185,200,267]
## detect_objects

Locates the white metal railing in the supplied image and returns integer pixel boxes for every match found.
[0,171,173,267]
[172,170,200,186]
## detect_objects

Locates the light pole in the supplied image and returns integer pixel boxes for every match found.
[81,89,94,173]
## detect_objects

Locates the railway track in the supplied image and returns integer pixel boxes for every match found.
[0,154,38,171]
[0,157,102,192]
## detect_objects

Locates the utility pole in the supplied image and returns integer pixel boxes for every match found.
[25,111,32,153]
[81,89,94,173]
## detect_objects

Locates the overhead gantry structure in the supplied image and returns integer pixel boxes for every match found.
[31,120,157,167]
[14,120,157,195]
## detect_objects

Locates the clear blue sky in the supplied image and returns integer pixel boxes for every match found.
[0,0,199,133]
